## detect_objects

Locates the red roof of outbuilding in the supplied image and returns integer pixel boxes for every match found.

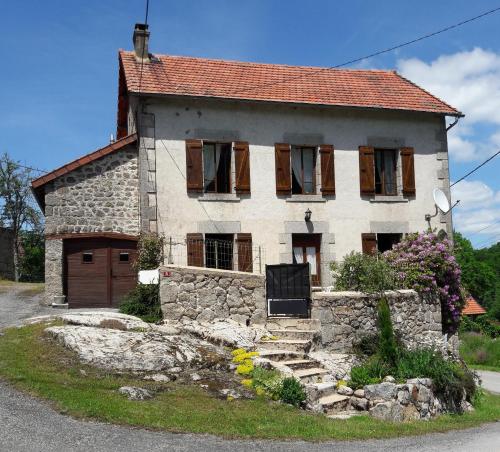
[119,50,461,116]
[462,297,487,316]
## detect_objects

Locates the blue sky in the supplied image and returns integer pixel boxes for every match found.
[1,1,499,248]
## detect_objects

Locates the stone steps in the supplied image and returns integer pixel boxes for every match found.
[278,359,319,370]
[267,329,318,341]
[293,367,329,384]
[258,339,311,353]
[317,393,350,414]
[257,350,306,361]
[305,382,337,401]
[265,317,321,332]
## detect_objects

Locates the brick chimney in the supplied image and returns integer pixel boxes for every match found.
[133,23,150,62]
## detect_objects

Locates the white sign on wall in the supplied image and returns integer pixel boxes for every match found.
[138,269,159,285]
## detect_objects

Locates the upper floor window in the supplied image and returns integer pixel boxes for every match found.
[375,149,397,196]
[203,142,231,193]
[291,146,316,194]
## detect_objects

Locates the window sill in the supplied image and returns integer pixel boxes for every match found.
[198,193,241,202]
[369,195,409,203]
[286,194,326,203]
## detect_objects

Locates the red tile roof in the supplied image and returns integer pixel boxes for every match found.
[31,133,137,211]
[119,50,461,116]
[462,297,487,316]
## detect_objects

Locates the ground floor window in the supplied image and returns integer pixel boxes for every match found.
[205,233,234,270]
[377,233,402,253]
[292,233,321,286]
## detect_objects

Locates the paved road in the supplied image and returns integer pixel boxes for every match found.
[0,284,53,329]
[0,380,499,452]
[477,370,500,394]
[1,284,499,451]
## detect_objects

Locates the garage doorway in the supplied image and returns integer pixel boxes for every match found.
[64,237,138,308]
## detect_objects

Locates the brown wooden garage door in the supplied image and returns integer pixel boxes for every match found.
[65,238,138,308]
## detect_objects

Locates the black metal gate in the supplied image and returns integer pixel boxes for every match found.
[266,263,311,317]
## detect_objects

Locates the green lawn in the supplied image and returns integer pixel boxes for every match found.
[0,280,44,296]
[460,332,500,372]
[0,323,499,441]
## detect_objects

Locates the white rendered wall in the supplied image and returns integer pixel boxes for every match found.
[145,97,451,285]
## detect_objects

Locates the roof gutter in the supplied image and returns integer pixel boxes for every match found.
[446,115,461,132]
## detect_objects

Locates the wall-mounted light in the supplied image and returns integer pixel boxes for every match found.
[305,208,312,222]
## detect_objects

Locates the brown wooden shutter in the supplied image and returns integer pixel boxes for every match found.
[237,233,253,272]
[319,144,335,195]
[234,141,251,194]
[401,147,416,196]
[186,233,204,267]
[359,146,375,195]
[361,233,377,255]
[275,143,291,195]
[185,140,203,192]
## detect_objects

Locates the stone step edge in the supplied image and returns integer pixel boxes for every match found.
[293,367,329,378]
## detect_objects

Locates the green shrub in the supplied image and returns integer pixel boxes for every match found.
[278,377,306,407]
[135,233,164,270]
[377,298,398,366]
[459,315,500,338]
[251,366,282,399]
[460,332,500,369]
[353,333,380,357]
[350,358,384,388]
[331,252,396,293]
[119,283,162,323]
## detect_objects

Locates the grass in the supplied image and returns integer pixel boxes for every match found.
[460,332,500,372]
[0,323,499,441]
[0,280,44,296]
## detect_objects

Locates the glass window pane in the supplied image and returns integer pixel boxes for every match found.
[375,151,383,194]
[291,147,303,194]
[216,144,231,193]
[82,252,93,263]
[302,148,314,194]
[203,143,216,192]
[293,247,303,264]
[306,246,317,275]
[384,151,396,195]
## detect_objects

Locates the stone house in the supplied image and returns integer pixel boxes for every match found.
[0,227,15,280]
[32,23,462,308]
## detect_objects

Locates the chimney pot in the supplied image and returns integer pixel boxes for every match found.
[133,23,150,62]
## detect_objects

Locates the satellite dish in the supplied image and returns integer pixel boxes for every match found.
[433,188,450,214]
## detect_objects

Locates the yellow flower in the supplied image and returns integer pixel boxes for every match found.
[231,348,246,356]
[241,379,253,387]
[236,361,254,375]
[232,351,260,363]
[255,387,265,396]
[227,395,234,402]
[336,379,347,388]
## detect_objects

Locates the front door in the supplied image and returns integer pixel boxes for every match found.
[65,237,137,308]
[292,234,321,286]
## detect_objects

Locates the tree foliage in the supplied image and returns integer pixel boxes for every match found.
[454,232,499,320]
[0,153,43,281]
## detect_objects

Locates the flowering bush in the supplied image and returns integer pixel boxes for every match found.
[384,232,464,334]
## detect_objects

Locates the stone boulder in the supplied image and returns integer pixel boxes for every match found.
[118,386,154,400]
[364,382,397,401]
[46,325,225,372]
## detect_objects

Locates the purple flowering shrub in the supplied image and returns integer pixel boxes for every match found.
[384,232,464,334]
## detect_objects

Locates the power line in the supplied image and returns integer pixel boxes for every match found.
[229,6,500,96]
[474,233,500,249]
[450,150,500,187]
[0,158,48,174]
[468,219,500,237]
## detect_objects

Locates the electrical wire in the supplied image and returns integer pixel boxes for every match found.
[468,219,500,237]
[0,158,48,174]
[450,150,500,187]
[228,6,500,96]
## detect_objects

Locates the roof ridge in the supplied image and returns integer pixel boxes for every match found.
[119,50,395,74]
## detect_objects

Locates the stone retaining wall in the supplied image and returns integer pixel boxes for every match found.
[160,265,266,325]
[311,290,443,352]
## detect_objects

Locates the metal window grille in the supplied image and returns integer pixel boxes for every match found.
[163,235,266,274]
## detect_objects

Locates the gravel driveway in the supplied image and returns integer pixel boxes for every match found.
[1,283,499,451]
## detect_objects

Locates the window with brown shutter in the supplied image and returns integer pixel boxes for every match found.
[359,146,375,195]
[185,140,203,192]
[275,143,291,195]
[234,142,251,194]
[237,233,253,272]
[401,147,416,196]
[361,233,377,255]
[319,145,335,195]
[186,233,204,267]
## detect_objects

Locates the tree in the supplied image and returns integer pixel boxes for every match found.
[0,153,42,281]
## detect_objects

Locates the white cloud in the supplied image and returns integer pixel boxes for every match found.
[397,48,500,162]
[451,180,500,237]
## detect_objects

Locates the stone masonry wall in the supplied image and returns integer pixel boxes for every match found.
[43,145,139,304]
[160,265,266,325]
[44,145,139,235]
[311,290,442,352]
[0,227,14,280]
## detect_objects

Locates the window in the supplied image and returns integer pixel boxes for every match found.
[203,142,231,193]
[375,149,397,195]
[82,252,93,263]
[291,146,316,194]
[119,252,129,262]
[205,234,233,270]
[377,233,402,253]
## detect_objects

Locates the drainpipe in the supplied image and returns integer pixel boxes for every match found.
[446,116,460,132]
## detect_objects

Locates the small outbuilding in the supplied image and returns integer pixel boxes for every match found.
[462,297,487,318]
